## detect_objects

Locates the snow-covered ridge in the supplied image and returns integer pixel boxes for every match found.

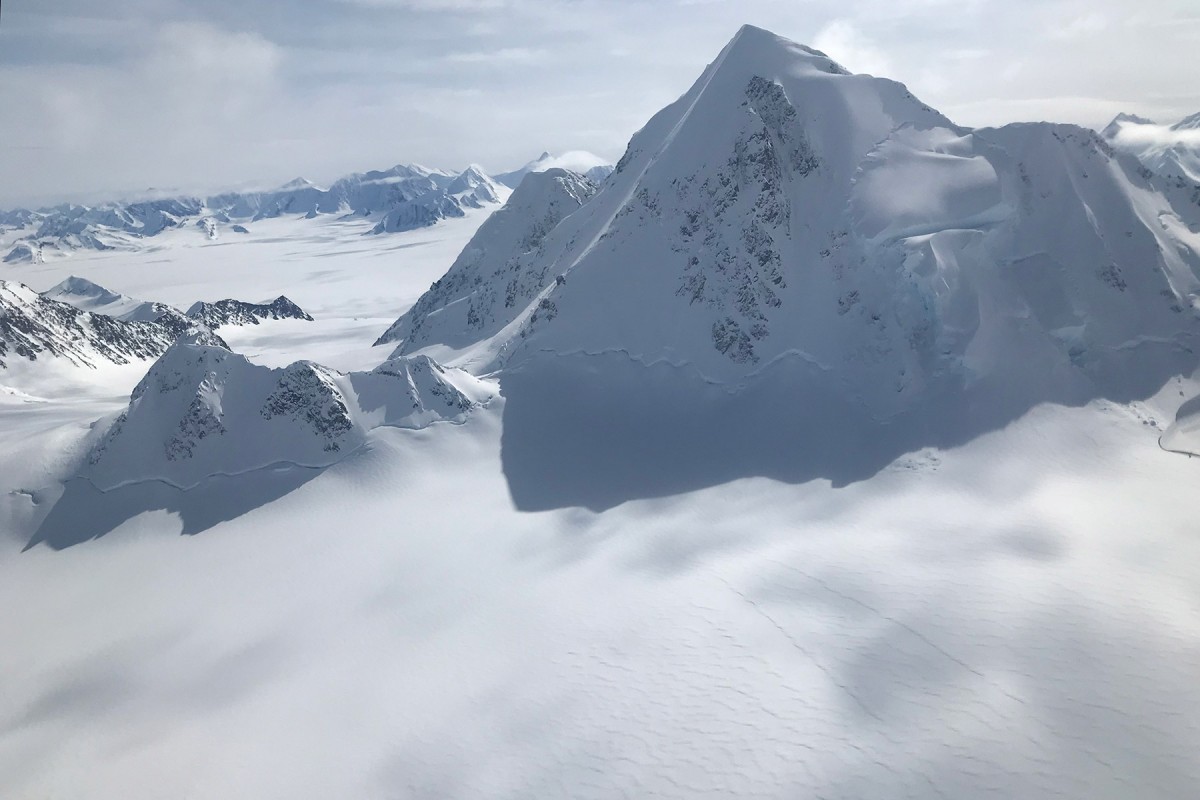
[381,23,1200,434]
[0,279,186,370]
[42,275,182,324]
[375,167,600,359]
[495,151,614,189]
[84,337,493,490]
[0,160,514,261]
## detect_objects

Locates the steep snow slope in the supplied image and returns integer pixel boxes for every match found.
[84,337,492,490]
[1102,111,1200,183]
[7,23,1200,800]
[495,151,615,188]
[377,168,598,357]
[0,280,181,370]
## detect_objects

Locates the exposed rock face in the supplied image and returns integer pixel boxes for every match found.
[0,162,510,258]
[186,296,314,328]
[84,339,493,490]
[0,280,180,369]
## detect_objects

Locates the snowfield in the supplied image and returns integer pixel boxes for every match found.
[3,23,1200,800]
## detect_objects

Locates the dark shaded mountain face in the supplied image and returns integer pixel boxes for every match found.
[186,296,314,328]
[378,24,1200,509]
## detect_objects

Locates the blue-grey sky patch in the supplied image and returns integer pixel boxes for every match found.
[2,0,1198,206]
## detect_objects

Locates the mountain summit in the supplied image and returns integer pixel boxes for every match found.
[379,24,1200,509]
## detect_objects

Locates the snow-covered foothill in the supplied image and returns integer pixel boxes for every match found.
[84,338,492,490]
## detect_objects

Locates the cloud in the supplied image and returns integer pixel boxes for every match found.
[443,47,545,64]
[1109,121,1200,149]
[812,20,891,77]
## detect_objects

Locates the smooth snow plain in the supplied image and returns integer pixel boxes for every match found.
[2,210,1200,799]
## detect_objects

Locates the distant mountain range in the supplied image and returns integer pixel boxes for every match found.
[0,152,613,263]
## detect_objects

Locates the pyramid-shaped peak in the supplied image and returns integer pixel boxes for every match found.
[46,275,113,297]
[719,24,851,76]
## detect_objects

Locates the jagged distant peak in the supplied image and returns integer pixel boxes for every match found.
[1101,112,1156,138]
[84,340,493,490]
[376,165,599,354]
[43,275,121,302]
[1101,108,1200,182]
[1171,111,1200,131]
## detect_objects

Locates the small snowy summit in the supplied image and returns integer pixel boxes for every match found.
[1101,110,1200,183]
[380,24,1200,501]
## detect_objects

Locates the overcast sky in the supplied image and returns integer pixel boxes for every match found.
[2,0,1199,207]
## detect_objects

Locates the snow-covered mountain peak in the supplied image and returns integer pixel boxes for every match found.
[43,275,121,304]
[723,23,851,76]
[1171,111,1200,131]
[376,167,599,358]
[1101,112,1155,139]
[85,336,493,490]
[276,177,318,191]
[185,295,314,328]
[494,151,615,188]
